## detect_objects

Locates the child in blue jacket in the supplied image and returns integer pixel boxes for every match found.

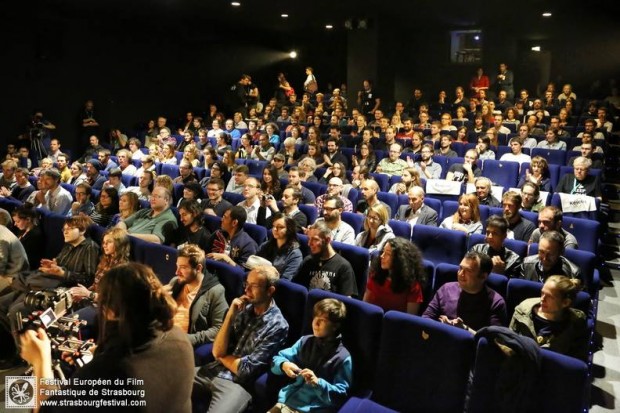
[269,298,352,412]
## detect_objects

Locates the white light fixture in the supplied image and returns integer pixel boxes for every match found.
[231,2,240,6]
[281,14,288,18]
[542,12,552,17]
[531,46,541,52]
[289,51,297,59]
[474,35,480,41]
[325,24,333,29]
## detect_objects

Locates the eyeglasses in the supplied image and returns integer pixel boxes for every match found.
[367,215,381,222]
[243,184,260,188]
[243,281,265,291]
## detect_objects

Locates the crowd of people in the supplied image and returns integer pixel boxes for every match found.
[0,65,612,411]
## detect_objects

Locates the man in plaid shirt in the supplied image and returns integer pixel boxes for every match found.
[192,265,289,412]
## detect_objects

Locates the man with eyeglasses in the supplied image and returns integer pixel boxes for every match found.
[206,206,257,268]
[555,156,602,200]
[237,177,269,225]
[314,177,353,216]
[312,195,356,244]
[68,182,95,217]
[375,143,407,177]
[173,159,198,185]
[117,186,178,244]
[204,178,232,217]
[193,265,288,413]
[528,206,578,250]
[520,182,545,212]
[294,220,357,297]
[265,186,306,232]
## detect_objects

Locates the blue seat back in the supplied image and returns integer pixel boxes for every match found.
[332,241,370,298]
[482,159,520,189]
[341,211,365,235]
[205,259,246,304]
[411,225,468,265]
[160,163,180,179]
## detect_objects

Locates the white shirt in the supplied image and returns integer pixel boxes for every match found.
[499,153,531,164]
[237,197,270,224]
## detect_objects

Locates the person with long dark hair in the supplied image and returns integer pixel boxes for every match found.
[20,262,194,411]
[256,213,303,280]
[260,166,282,200]
[11,202,44,270]
[364,237,427,314]
[89,187,120,227]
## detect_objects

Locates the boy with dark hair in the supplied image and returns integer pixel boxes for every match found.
[269,298,352,413]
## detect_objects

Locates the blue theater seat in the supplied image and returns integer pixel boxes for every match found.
[341,212,365,235]
[340,312,475,413]
[332,241,370,297]
[160,163,180,179]
[411,225,467,265]
[562,216,600,254]
[388,219,412,239]
[298,203,318,225]
[482,159,520,189]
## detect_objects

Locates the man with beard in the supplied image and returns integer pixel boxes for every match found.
[518,231,580,283]
[294,220,357,297]
[168,244,228,347]
[528,206,578,250]
[193,265,288,412]
[502,191,536,242]
[312,196,356,244]
[205,206,257,267]
[413,144,442,179]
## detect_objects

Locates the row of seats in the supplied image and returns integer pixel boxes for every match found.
[3,200,593,412]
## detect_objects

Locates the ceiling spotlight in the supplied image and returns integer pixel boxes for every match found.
[344,19,353,30]
[542,12,552,17]
[531,46,541,52]
[281,14,288,18]
[325,24,333,29]
[231,2,240,6]
[357,19,368,29]
[474,35,480,41]
[289,51,297,59]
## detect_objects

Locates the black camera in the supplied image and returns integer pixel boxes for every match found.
[24,287,73,314]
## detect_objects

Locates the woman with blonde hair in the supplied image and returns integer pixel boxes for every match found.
[155,174,174,194]
[354,204,395,254]
[517,155,551,192]
[440,193,482,235]
[183,143,200,167]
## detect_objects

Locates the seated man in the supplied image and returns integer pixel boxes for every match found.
[520,182,545,213]
[413,143,442,180]
[34,169,73,215]
[203,178,233,217]
[205,206,257,267]
[237,177,270,225]
[314,177,353,216]
[474,177,501,207]
[225,165,250,194]
[568,140,603,170]
[528,206,578,249]
[294,220,358,297]
[500,137,531,164]
[85,159,107,190]
[519,230,580,283]
[193,265,289,413]
[446,149,481,183]
[68,182,95,217]
[470,215,522,278]
[0,222,29,294]
[375,143,408,177]
[0,167,35,203]
[168,244,228,347]
[117,186,178,245]
[422,251,507,332]
[356,179,392,217]
[395,186,438,226]
[287,167,316,205]
[313,196,356,245]
[555,157,602,200]
[502,191,536,242]
[0,160,17,192]
[97,148,119,172]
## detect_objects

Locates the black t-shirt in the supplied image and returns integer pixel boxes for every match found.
[448,163,481,183]
[294,253,358,297]
[556,174,601,198]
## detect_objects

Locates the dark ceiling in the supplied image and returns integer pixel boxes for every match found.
[24,0,619,35]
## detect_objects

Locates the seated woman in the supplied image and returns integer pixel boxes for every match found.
[11,202,44,270]
[389,167,422,195]
[476,135,496,160]
[517,155,551,192]
[69,227,130,318]
[215,132,232,157]
[363,237,427,314]
[161,143,178,165]
[175,199,211,252]
[183,143,201,168]
[69,161,88,186]
[202,147,218,170]
[125,169,155,202]
[351,142,377,173]
[110,191,140,227]
[89,187,120,227]
[319,161,349,185]
[354,204,395,254]
[128,137,144,161]
[440,193,483,235]
[509,275,589,361]
[176,182,204,208]
[21,262,194,410]
[256,213,303,280]
[261,166,283,200]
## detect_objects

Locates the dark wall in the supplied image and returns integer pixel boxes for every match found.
[2,11,347,152]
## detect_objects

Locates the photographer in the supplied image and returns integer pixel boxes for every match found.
[22,111,56,163]
[20,262,194,412]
